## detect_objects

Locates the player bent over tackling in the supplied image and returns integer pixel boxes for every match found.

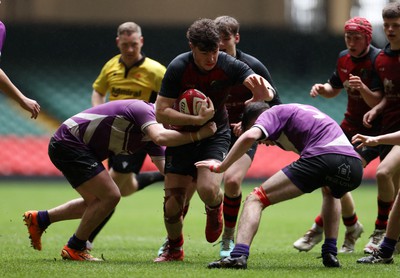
[294,16,382,254]
[196,102,363,269]
[23,100,216,261]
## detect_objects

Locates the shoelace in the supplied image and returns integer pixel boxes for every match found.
[213,240,230,249]
[370,231,384,244]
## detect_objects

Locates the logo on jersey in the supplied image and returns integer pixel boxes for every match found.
[111,87,142,98]
[384,78,394,94]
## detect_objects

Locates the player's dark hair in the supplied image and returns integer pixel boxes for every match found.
[241,102,270,131]
[187,18,220,52]
[215,15,240,37]
[382,2,400,19]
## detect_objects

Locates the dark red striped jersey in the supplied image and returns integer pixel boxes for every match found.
[374,44,400,134]
[329,45,381,136]
[224,49,281,125]
[160,51,255,130]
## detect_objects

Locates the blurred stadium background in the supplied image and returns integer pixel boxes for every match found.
[0,0,387,179]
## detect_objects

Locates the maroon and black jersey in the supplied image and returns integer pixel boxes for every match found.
[374,44,400,134]
[225,49,282,125]
[159,51,254,130]
[329,45,381,137]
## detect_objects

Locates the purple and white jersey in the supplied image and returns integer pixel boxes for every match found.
[0,21,6,57]
[253,103,360,159]
[53,100,165,161]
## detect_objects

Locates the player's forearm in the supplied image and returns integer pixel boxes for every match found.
[375,132,400,146]
[321,84,340,98]
[156,107,206,126]
[359,88,383,108]
[0,69,26,104]
[370,96,387,115]
[152,128,203,146]
[91,90,106,107]
[220,135,255,172]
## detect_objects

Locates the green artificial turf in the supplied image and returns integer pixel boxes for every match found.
[0,180,397,277]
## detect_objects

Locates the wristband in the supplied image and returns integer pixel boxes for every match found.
[209,164,221,173]
[189,132,195,143]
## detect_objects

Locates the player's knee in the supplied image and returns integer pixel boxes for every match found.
[119,181,138,197]
[111,194,121,207]
[112,172,139,197]
[163,187,187,224]
[223,175,242,192]
[198,185,222,205]
[249,186,271,208]
[376,167,393,181]
[321,186,331,195]
[102,191,121,209]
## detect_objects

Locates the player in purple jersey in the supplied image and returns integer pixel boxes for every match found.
[0,21,40,119]
[87,22,167,251]
[294,17,383,254]
[22,100,216,261]
[197,102,363,269]
[359,1,400,255]
[154,18,275,263]
[214,15,282,258]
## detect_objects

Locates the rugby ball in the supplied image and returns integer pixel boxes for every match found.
[176,89,208,116]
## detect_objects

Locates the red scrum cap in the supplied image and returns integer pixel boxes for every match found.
[344,17,372,44]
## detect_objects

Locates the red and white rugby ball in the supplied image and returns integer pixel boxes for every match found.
[176,89,208,116]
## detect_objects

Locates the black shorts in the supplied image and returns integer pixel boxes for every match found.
[165,128,231,178]
[352,141,380,165]
[344,131,379,165]
[48,137,105,188]
[108,150,147,174]
[379,144,394,161]
[230,130,257,160]
[282,154,363,198]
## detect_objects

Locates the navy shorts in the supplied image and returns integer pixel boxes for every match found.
[48,137,105,188]
[282,154,363,198]
[165,128,231,178]
[108,150,147,174]
[230,130,257,160]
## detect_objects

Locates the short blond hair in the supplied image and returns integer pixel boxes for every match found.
[117,22,142,37]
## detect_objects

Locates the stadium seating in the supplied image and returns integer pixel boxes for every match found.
[0,94,48,135]
[5,63,93,122]
[0,67,367,178]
